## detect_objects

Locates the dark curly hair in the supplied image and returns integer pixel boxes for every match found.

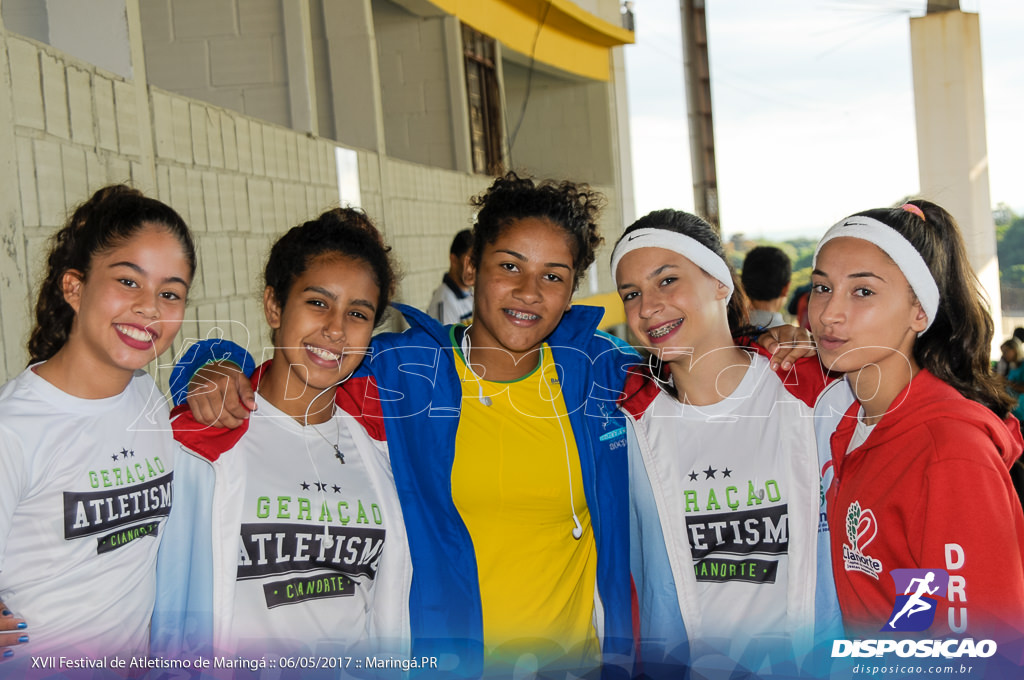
[470,171,604,290]
[264,207,398,327]
[851,200,1014,417]
[28,185,196,365]
[617,209,750,334]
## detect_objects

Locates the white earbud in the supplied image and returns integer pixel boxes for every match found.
[543,360,584,542]
[462,326,492,407]
[322,524,335,550]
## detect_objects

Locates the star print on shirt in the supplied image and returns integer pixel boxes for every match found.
[119,448,128,459]
[111,453,120,462]
[703,466,717,480]
[722,468,732,478]
[315,482,327,492]
[332,484,341,493]
[301,482,310,490]
[688,471,699,481]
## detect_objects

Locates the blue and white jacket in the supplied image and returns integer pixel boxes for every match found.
[160,303,640,677]
[151,363,412,663]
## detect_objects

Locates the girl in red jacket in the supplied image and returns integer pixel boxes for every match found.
[810,200,1024,641]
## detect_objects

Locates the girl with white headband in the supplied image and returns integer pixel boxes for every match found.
[613,209,840,677]
[810,200,1024,641]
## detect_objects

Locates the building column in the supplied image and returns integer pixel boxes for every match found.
[443,15,472,173]
[283,0,318,136]
[910,10,1002,350]
[321,0,385,154]
[44,0,156,192]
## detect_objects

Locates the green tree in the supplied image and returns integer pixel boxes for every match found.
[997,215,1024,285]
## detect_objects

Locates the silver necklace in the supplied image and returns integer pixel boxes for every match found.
[309,410,345,464]
[298,385,349,551]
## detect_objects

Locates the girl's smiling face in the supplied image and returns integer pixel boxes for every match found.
[809,237,926,376]
[465,217,575,368]
[265,254,379,395]
[616,246,731,363]
[63,224,191,377]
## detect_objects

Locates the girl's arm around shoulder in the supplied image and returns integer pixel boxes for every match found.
[773,355,835,408]
[744,326,833,407]
[169,401,251,462]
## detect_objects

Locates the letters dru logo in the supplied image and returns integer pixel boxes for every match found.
[882,569,949,632]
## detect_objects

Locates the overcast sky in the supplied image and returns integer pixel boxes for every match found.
[624,0,1024,240]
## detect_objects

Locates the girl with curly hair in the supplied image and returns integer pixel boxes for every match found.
[0,185,195,664]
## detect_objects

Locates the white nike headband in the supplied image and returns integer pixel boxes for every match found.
[813,215,940,333]
[610,228,734,302]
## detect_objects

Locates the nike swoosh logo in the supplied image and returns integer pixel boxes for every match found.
[627,232,648,241]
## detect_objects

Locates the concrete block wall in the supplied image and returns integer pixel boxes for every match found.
[0,22,627,388]
[0,34,158,381]
[373,0,456,171]
[0,0,49,44]
[503,61,616,187]
[149,88,341,368]
[139,0,292,128]
[367,156,492,313]
[0,30,339,386]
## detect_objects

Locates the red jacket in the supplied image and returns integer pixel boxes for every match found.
[826,369,1024,639]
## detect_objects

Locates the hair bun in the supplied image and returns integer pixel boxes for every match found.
[318,207,387,247]
[70,185,145,231]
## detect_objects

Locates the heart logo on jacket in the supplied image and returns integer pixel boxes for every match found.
[856,508,877,551]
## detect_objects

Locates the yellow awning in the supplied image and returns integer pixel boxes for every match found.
[432,0,634,81]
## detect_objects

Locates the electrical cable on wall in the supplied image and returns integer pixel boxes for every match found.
[507,0,554,160]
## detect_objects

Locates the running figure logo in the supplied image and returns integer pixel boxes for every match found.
[882,568,950,632]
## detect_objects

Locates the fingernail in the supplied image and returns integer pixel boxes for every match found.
[17,622,27,629]
[3,649,13,658]
[1,610,9,616]
[18,635,28,643]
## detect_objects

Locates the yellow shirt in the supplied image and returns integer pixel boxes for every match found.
[450,337,600,672]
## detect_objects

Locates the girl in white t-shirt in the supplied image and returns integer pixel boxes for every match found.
[152,208,411,660]
[0,186,196,664]
[612,210,838,677]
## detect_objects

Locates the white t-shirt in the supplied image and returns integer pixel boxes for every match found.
[229,395,390,656]
[427,275,474,325]
[0,367,175,658]
[636,353,815,642]
[846,407,876,454]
